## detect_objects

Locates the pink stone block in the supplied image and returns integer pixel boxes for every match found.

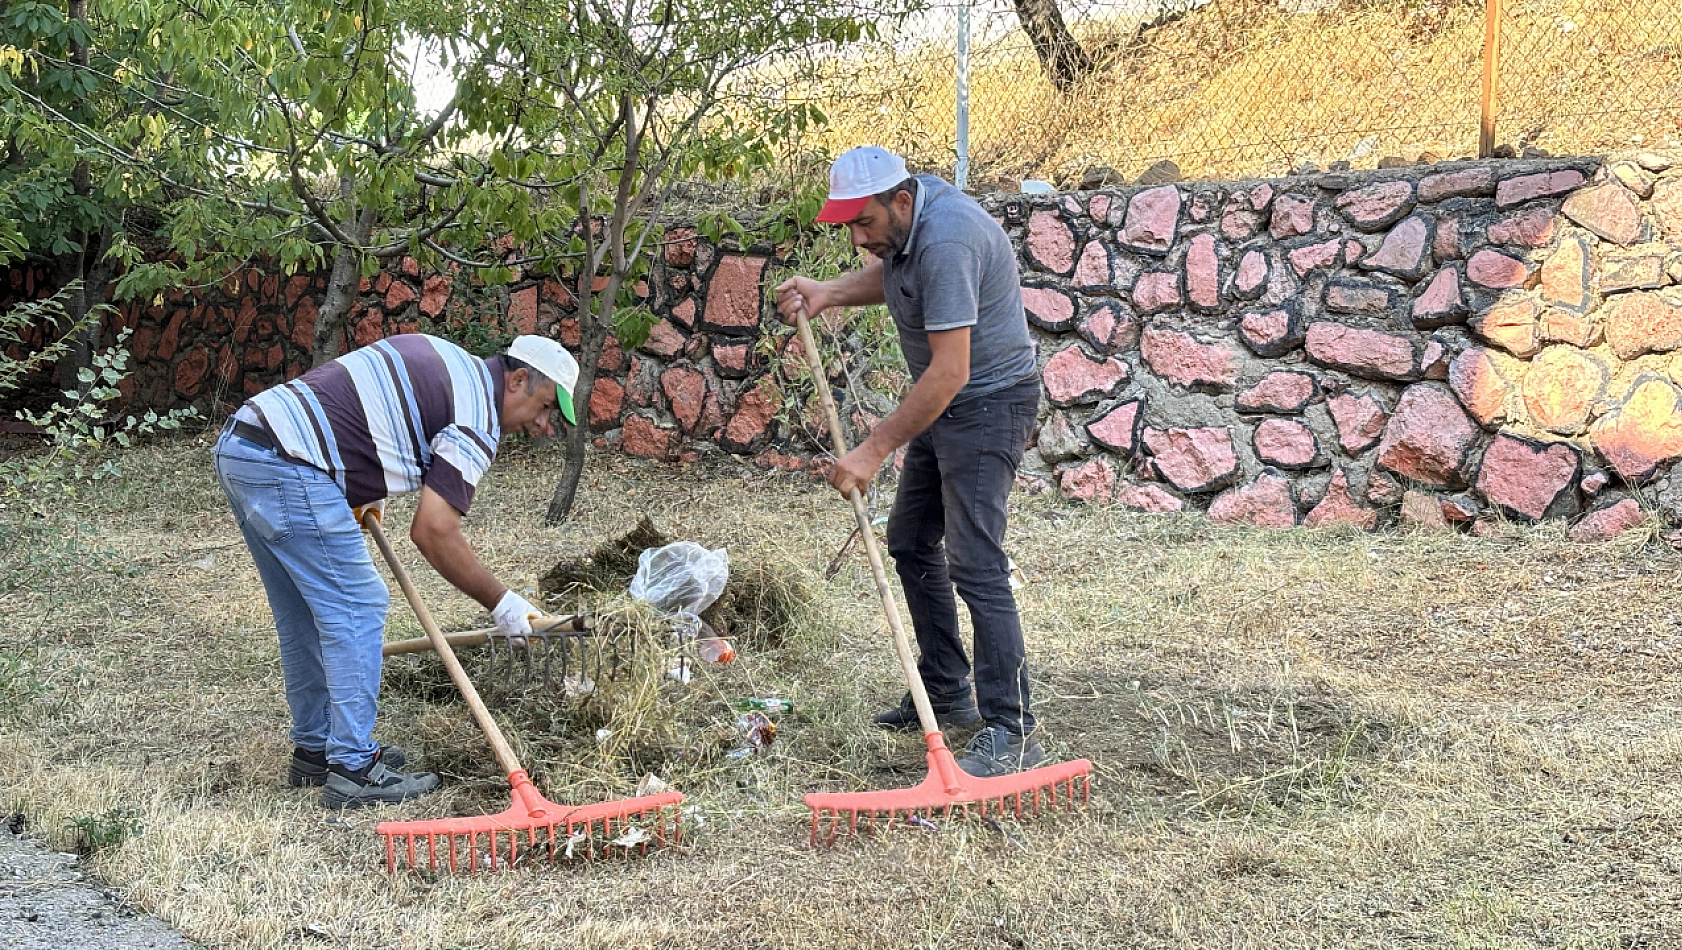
[1418,167,1495,202]
[1237,371,1316,414]
[1334,180,1415,231]
[1027,210,1076,274]
[1235,249,1268,297]
[1486,206,1557,248]
[1059,458,1117,504]
[1253,418,1318,468]
[1185,233,1220,311]
[1120,185,1181,254]
[1143,426,1239,493]
[1568,499,1647,542]
[1474,433,1580,521]
[1043,345,1130,406]
[1375,384,1478,487]
[1288,239,1342,276]
[1304,470,1378,530]
[1140,327,1236,389]
[1209,472,1298,527]
[1269,194,1316,239]
[1305,323,1418,380]
[1466,248,1533,289]
[1495,169,1587,208]
[1132,272,1182,313]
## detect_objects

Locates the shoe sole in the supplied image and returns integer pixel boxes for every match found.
[320,780,439,810]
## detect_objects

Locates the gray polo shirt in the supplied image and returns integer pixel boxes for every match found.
[880,175,1036,404]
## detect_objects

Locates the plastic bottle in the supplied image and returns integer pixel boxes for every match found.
[697,636,736,664]
[733,697,793,716]
[724,711,776,758]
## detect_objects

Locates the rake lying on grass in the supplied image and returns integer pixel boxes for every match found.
[382,614,628,691]
[792,308,1091,845]
[364,514,683,872]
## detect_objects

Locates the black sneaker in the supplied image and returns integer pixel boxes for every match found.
[957,724,1046,778]
[872,692,982,732]
[288,745,408,787]
[320,759,440,809]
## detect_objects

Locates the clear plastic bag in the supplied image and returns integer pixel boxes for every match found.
[629,542,730,617]
[631,542,733,675]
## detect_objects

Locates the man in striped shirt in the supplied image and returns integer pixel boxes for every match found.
[213,334,577,808]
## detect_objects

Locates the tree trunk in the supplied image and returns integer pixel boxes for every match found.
[544,304,609,523]
[313,242,361,366]
[1011,0,1094,92]
[312,183,377,367]
[56,0,94,391]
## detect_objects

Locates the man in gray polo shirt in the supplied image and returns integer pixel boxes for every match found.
[775,145,1045,776]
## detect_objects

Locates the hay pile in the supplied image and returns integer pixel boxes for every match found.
[538,515,811,652]
[385,517,815,809]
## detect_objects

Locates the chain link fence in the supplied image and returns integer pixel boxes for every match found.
[780,0,1682,185]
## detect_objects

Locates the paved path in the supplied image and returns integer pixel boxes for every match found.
[0,829,196,950]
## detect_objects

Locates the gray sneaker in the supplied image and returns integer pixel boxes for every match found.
[872,692,982,732]
[321,759,440,809]
[957,724,1046,778]
[289,745,407,787]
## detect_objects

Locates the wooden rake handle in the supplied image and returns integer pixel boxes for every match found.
[792,307,943,739]
[381,615,589,657]
[364,516,527,779]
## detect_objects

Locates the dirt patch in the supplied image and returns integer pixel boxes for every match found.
[538,515,670,599]
[1040,666,1397,815]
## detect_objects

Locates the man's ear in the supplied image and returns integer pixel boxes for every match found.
[893,188,915,216]
[506,367,528,393]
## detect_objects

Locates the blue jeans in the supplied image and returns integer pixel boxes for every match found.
[213,423,389,771]
[886,376,1041,735]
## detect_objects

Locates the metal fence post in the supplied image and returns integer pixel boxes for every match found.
[1479,0,1503,157]
[955,1,971,190]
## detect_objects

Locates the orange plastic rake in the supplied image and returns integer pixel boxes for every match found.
[792,308,1091,846]
[364,515,683,872]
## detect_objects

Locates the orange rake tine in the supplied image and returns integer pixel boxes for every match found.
[364,515,685,873]
[792,308,1093,846]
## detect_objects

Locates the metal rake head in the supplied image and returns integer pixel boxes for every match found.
[480,624,627,691]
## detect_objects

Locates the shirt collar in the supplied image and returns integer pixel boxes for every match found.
[896,175,931,260]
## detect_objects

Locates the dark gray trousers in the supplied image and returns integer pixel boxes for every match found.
[885,375,1040,735]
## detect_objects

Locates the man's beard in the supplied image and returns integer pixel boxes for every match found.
[867,209,913,259]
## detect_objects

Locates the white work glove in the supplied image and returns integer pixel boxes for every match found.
[351,499,385,529]
[492,590,539,638]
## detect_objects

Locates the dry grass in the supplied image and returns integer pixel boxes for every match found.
[793,0,1682,182]
[6,434,1682,947]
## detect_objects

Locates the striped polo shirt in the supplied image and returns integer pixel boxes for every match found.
[233,334,502,514]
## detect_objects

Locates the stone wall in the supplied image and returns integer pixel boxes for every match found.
[9,151,1682,538]
[998,152,1682,539]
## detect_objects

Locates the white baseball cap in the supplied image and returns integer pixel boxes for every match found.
[816,146,911,223]
[506,335,579,424]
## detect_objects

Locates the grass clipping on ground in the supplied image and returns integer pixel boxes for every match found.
[384,515,815,813]
[13,444,1682,948]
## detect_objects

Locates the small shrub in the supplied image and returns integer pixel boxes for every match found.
[63,807,142,855]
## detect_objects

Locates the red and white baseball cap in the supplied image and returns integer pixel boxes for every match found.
[815,146,911,224]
